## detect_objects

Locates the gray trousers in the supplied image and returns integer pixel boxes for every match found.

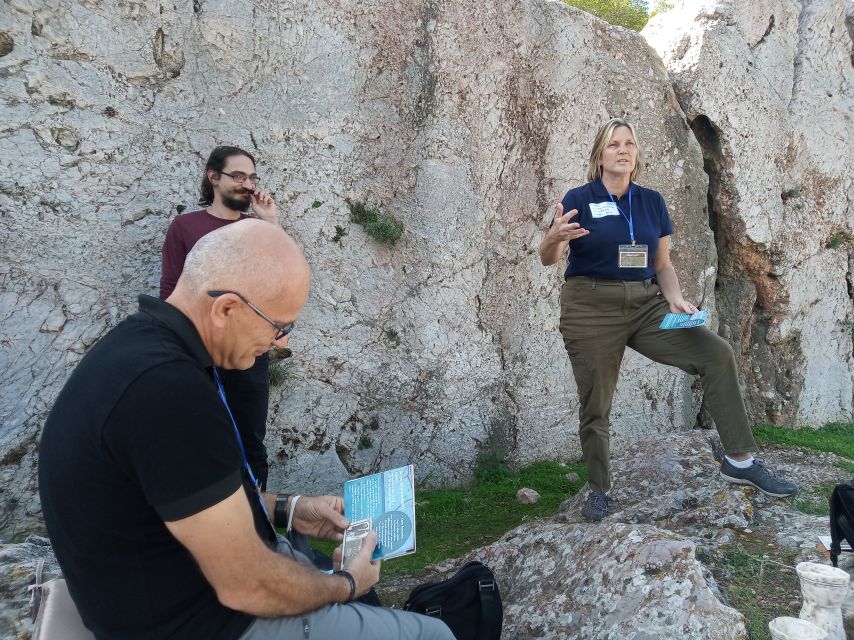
[559,276,758,493]
[239,539,454,640]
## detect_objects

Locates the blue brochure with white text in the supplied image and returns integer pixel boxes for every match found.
[343,464,416,561]
[659,309,709,330]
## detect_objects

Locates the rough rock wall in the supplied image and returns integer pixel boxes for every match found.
[0,0,712,537]
[644,0,854,426]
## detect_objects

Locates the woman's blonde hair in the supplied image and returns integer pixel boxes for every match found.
[586,118,643,183]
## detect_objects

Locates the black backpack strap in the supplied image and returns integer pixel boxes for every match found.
[830,487,843,567]
[475,574,502,640]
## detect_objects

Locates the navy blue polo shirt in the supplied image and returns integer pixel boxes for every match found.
[559,180,673,280]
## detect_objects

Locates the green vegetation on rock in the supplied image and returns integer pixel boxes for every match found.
[709,540,801,640]
[269,360,294,388]
[753,422,854,459]
[563,0,650,31]
[348,200,404,246]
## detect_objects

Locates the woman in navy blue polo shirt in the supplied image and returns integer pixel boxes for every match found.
[539,118,797,521]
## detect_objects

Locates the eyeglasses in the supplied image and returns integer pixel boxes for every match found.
[219,171,260,186]
[207,290,294,340]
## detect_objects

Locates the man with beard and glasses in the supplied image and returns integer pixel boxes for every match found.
[159,146,279,490]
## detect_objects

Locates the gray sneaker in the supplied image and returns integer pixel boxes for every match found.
[720,458,798,497]
[581,491,609,521]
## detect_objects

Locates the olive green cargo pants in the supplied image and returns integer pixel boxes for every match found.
[559,276,757,493]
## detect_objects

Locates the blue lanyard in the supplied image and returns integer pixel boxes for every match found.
[607,187,635,245]
[213,367,274,531]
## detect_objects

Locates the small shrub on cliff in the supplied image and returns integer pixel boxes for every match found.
[827,233,844,250]
[269,360,294,388]
[348,200,404,246]
[781,186,802,201]
[563,0,649,31]
[332,225,348,243]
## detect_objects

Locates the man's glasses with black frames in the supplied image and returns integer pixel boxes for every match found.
[219,171,260,186]
[207,290,294,340]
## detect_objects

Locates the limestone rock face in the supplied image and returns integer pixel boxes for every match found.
[643,0,854,426]
[2,0,852,540]
[0,0,713,537]
[467,520,748,639]
[558,431,850,552]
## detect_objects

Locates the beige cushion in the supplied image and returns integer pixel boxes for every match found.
[32,578,95,640]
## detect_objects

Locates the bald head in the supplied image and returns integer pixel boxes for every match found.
[168,220,311,369]
[176,219,309,307]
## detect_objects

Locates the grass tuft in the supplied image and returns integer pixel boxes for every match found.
[473,453,512,484]
[781,186,802,201]
[711,541,800,640]
[269,360,294,388]
[834,460,854,474]
[383,328,401,347]
[348,200,404,246]
[332,225,348,243]
[793,483,834,516]
[753,422,854,459]
[827,233,844,250]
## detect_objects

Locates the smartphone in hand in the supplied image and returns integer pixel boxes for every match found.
[341,518,372,568]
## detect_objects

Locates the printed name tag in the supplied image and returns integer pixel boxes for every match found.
[618,244,648,268]
[589,202,620,218]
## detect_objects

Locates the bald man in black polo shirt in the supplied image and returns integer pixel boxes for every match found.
[39,220,452,640]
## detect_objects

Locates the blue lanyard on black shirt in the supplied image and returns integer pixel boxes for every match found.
[213,366,275,534]
[607,186,635,245]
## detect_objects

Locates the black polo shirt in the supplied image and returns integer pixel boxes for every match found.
[560,180,673,281]
[39,295,274,640]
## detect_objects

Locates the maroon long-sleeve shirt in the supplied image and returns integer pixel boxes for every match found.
[159,210,250,299]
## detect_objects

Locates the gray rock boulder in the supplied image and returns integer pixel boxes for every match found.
[426,430,853,639]
[457,520,748,639]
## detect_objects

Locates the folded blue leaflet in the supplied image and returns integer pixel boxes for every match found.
[659,309,709,330]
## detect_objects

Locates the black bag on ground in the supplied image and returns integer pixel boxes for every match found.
[829,479,854,567]
[403,561,502,640]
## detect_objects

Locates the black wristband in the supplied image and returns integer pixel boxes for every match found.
[273,493,290,530]
[333,570,356,603]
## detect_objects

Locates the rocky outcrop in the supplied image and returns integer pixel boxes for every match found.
[3,432,853,638]
[0,0,712,537]
[454,520,748,639]
[1,0,851,541]
[415,431,854,639]
[643,0,854,426]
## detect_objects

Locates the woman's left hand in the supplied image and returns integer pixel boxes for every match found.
[669,298,698,314]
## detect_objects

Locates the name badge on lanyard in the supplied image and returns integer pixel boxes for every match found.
[609,187,648,268]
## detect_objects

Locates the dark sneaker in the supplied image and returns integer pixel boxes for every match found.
[720,458,798,497]
[581,491,609,521]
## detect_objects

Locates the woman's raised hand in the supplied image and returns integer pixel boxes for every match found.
[549,203,589,243]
